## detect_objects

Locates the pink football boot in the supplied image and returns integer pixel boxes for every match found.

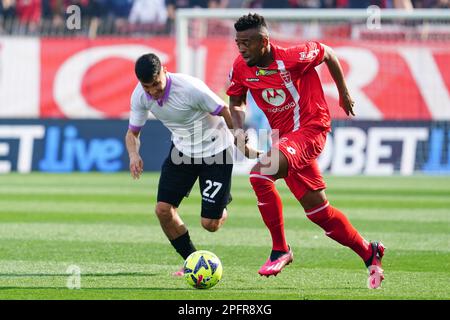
[258,247,294,277]
[365,241,386,289]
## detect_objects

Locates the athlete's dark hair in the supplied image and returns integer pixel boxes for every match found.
[135,53,161,83]
[234,13,267,32]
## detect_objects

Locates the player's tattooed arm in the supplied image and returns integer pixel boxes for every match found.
[125,130,144,179]
[321,44,356,117]
[229,94,262,159]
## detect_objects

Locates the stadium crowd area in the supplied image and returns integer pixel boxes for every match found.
[0,0,448,36]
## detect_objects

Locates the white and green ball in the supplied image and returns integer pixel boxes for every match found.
[183,250,223,289]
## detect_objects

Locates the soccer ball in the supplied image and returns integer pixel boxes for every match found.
[183,250,223,289]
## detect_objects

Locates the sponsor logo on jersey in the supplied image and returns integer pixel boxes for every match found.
[299,48,320,61]
[256,69,278,76]
[266,101,296,113]
[246,78,260,82]
[262,88,286,106]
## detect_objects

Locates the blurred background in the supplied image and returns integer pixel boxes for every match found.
[0,1,449,175]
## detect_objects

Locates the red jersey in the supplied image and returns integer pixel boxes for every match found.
[227,42,331,136]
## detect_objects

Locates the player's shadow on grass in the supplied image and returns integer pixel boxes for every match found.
[307,287,368,291]
[0,272,193,291]
[0,287,193,291]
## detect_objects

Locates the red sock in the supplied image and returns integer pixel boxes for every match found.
[306,201,372,262]
[250,172,289,252]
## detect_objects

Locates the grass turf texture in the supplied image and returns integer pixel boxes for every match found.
[0,173,449,300]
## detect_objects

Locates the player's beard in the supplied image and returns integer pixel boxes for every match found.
[245,58,257,67]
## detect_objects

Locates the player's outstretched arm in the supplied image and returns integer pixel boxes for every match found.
[321,44,355,117]
[229,95,261,159]
[125,129,144,179]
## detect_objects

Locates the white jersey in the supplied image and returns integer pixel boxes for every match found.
[129,72,233,158]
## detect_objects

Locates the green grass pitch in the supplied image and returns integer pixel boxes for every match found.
[0,173,449,300]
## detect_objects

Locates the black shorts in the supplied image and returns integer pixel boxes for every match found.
[157,145,233,219]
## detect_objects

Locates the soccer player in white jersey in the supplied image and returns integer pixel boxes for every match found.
[125,53,254,275]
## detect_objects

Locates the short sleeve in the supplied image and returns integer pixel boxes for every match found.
[128,88,149,133]
[226,59,248,97]
[189,77,227,115]
[294,41,325,75]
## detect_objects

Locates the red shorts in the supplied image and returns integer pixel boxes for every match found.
[273,126,328,200]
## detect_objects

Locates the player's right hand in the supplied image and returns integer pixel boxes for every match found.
[129,154,143,179]
[244,144,263,159]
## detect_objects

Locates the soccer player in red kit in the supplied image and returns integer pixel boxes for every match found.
[227,13,385,288]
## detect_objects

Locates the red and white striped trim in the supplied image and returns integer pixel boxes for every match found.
[249,173,275,183]
[305,201,330,215]
[275,60,301,132]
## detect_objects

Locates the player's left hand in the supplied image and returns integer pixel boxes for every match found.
[339,92,355,117]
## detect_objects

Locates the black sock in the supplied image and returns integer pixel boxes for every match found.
[270,249,288,262]
[169,231,197,260]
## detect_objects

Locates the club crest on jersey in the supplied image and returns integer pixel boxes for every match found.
[280,71,292,86]
[256,69,278,76]
[262,88,286,106]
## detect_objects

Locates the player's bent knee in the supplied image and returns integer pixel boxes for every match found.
[300,189,327,211]
[154,202,175,220]
[201,218,220,232]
